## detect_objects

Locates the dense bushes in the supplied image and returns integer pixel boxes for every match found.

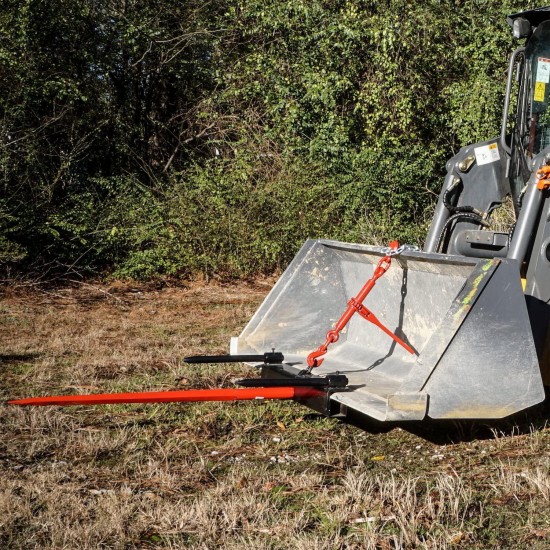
[0,1,538,279]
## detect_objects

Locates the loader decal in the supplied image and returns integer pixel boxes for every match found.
[474,142,500,166]
[535,81,546,102]
[536,56,550,83]
[459,259,494,309]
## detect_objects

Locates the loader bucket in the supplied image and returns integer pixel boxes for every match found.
[234,240,546,422]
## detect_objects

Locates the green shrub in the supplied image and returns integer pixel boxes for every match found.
[0,0,541,280]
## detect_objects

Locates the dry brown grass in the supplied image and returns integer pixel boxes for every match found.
[1,280,550,548]
[488,194,516,233]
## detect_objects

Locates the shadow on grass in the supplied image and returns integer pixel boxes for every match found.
[409,395,550,444]
[337,388,550,445]
[0,352,42,364]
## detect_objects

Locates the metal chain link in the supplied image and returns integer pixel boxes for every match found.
[379,244,420,256]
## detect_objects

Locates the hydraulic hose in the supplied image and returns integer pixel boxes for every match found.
[442,186,484,216]
[436,212,489,253]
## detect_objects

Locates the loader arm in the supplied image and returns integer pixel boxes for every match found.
[424,10,550,388]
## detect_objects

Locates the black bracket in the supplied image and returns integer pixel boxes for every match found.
[184,351,284,366]
[236,374,348,389]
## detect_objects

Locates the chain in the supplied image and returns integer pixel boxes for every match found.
[379,244,420,256]
[305,239,417,369]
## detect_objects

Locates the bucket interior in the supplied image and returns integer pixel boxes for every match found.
[238,240,476,389]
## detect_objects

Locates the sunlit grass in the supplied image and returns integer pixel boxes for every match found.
[1,281,549,548]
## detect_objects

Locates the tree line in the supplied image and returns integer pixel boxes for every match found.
[0,0,536,279]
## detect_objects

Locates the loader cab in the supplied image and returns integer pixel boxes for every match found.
[508,10,550,200]
[525,21,550,155]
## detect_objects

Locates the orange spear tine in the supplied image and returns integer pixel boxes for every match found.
[8,386,323,407]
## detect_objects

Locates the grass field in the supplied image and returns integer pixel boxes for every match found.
[1,280,549,549]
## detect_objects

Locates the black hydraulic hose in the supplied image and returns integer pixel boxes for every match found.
[437,178,490,252]
[442,186,483,215]
[508,222,516,249]
[442,186,458,211]
[436,212,489,253]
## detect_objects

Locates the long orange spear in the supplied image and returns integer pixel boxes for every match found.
[8,386,323,407]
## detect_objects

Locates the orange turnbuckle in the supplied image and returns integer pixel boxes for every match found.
[306,241,415,369]
[8,386,323,407]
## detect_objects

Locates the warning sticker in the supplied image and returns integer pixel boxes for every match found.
[474,143,500,166]
[535,81,546,102]
[537,57,550,83]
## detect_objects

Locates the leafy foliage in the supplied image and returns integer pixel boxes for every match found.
[0,0,540,279]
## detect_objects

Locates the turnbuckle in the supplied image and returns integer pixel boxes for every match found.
[306,241,415,369]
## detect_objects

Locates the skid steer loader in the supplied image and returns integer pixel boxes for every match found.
[9,7,550,428]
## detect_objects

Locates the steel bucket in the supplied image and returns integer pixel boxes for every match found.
[234,240,545,421]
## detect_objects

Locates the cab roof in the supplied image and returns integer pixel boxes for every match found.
[507,7,550,28]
